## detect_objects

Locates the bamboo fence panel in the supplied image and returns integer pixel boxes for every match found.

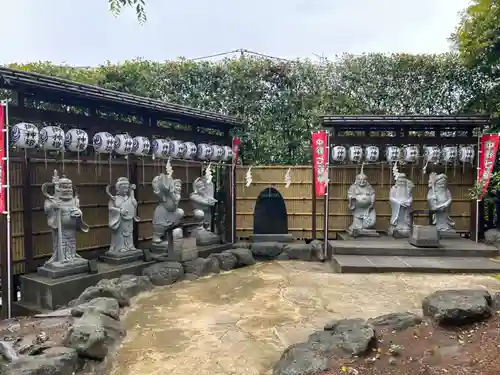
[236,164,475,239]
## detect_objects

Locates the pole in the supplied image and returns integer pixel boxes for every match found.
[323,131,330,259]
[475,135,481,242]
[2,100,12,318]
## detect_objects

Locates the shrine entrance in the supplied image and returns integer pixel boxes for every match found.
[253,188,291,242]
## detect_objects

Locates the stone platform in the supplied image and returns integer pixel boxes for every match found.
[328,235,500,273]
[19,259,155,311]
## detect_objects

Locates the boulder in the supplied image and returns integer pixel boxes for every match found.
[484,228,500,247]
[65,309,126,360]
[71,297,120,320]
[313,318,376,356]
[0,347,79,375]
[226,248,256,267]
[183,273,200,281]
[183,258,212,277]
[310,240,324,261]
[273,342,329,375]
[95,275,154,299]
[74,285,129,308]
[275,252,290,260]
[367,312,422,332]
[208,252,237,271]
[422,289,493,325]
[233,242,251,249]
[282,243,314,261]
[142,261,184,286]
[251,242,285,259]
[206,256,220,274]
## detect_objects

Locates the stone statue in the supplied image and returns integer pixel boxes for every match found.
[190,176,220,245]
[38,170,90,278]
[388,173,414,238]
[427,172,456,235]
[101,177,143,264]
[347,172,379,237]
[151,172,184,247]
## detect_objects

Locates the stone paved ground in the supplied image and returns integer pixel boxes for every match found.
[107,261,500,375]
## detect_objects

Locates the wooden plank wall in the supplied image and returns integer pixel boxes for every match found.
[4,157,214,274]
[235,164,475,239]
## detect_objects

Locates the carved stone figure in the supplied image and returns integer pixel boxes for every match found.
[151,172,185,248]
[388,173,414,238]
[38,170,90,278]
[427,172,456,236]
[190,176,220,245]
[101,177,143,264]
[347,172,379,237]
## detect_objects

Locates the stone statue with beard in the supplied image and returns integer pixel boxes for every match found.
[388,173,414,238]
[427,172,457,236]
[347,172,379,237]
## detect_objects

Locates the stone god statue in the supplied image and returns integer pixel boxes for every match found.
[427,172,456,235]
[347,172,378,237]
[38,170,90,278]
[190,176,219,245]
[152,172,184,246]
[102,177,143,263]
[388,173,414,238]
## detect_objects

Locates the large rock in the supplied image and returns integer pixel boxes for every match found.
[310,240,324,261]
[74,285,129,308]
[0,347,79,375]
[273,342,329,375]
[312,318,376,356]
[226,248,256,267]
[97,275,154,299]
[251,242,285,259]
[142,261,184,286]
[484,228,500,247]
[183,258,212,277]
[208,252,237,271]
[65,309,126,360]
[368,312,422,332]
[282,243,314,261]
[71,297,120,320]
[422,289,493,325]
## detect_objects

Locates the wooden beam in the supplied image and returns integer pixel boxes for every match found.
[23,157,34,272]
[8,105,226,143]
[329,136,476,146]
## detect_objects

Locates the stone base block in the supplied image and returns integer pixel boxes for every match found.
[21,260,155,311]
[346,229,380,238]
[252,233,293,243]
[151,238,198,262]
[196,232,222,246]
[100,249,144,265]
[409,225,440,248]
[37,259,90,279]
[439,231,461,239]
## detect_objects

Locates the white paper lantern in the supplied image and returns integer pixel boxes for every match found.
[210,145,225,161]
[222,146,233,162]
[132,136,151,156]
[364,146,379,162]
[113,134,134,155]
[348,146,363,163]
[424,146,441,164]
[92,132,115,154]
[197,143,213,160]
[459,145,475,164]
[151,139,170,159]
[169,140,186,158]
[39,126,65,151]
[10,122,39,149]
[403,145,419,163]
[331,146,347,162]
[182,142,198,159]
[441,146,458,163]
[385,146,401,163]
[64,129,89,152]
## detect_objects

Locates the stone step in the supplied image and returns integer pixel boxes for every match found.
[331,255,500,274]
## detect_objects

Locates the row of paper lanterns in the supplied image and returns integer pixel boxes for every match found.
[330,145,475,164]
[10,123,233,161]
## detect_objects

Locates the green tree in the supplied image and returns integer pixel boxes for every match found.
[453,0,500,76]
[109,0,146,23]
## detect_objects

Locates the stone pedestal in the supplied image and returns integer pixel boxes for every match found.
[346,228,380,238]
[151,237,198,262]
[439,230,461,239]
[37,258,90,279]
[196,229,221,246]
[100,249,144,265]
[409,225,440,248]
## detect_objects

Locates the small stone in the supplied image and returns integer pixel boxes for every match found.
[388,357,396,365]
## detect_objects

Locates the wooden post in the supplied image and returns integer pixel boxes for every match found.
[0,214,8,319]
[311,165,317,239]
[129,159,139,249]
[23,156,34,272]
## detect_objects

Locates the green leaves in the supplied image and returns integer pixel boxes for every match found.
[108,0,146,23]
[7,53,489,164]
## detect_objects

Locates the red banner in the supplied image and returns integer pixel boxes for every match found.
[478,134,500,200]
[232,137,241,164]
[0,104,5,213]
[312,131,329,196]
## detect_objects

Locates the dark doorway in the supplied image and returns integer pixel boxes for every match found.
[253,188,288,235]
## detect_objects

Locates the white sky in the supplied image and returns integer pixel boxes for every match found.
[1,0,471,65]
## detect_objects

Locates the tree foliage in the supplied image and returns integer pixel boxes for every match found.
[108,0,146,23]
[6,53,488,164]
[453,0,500,76]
